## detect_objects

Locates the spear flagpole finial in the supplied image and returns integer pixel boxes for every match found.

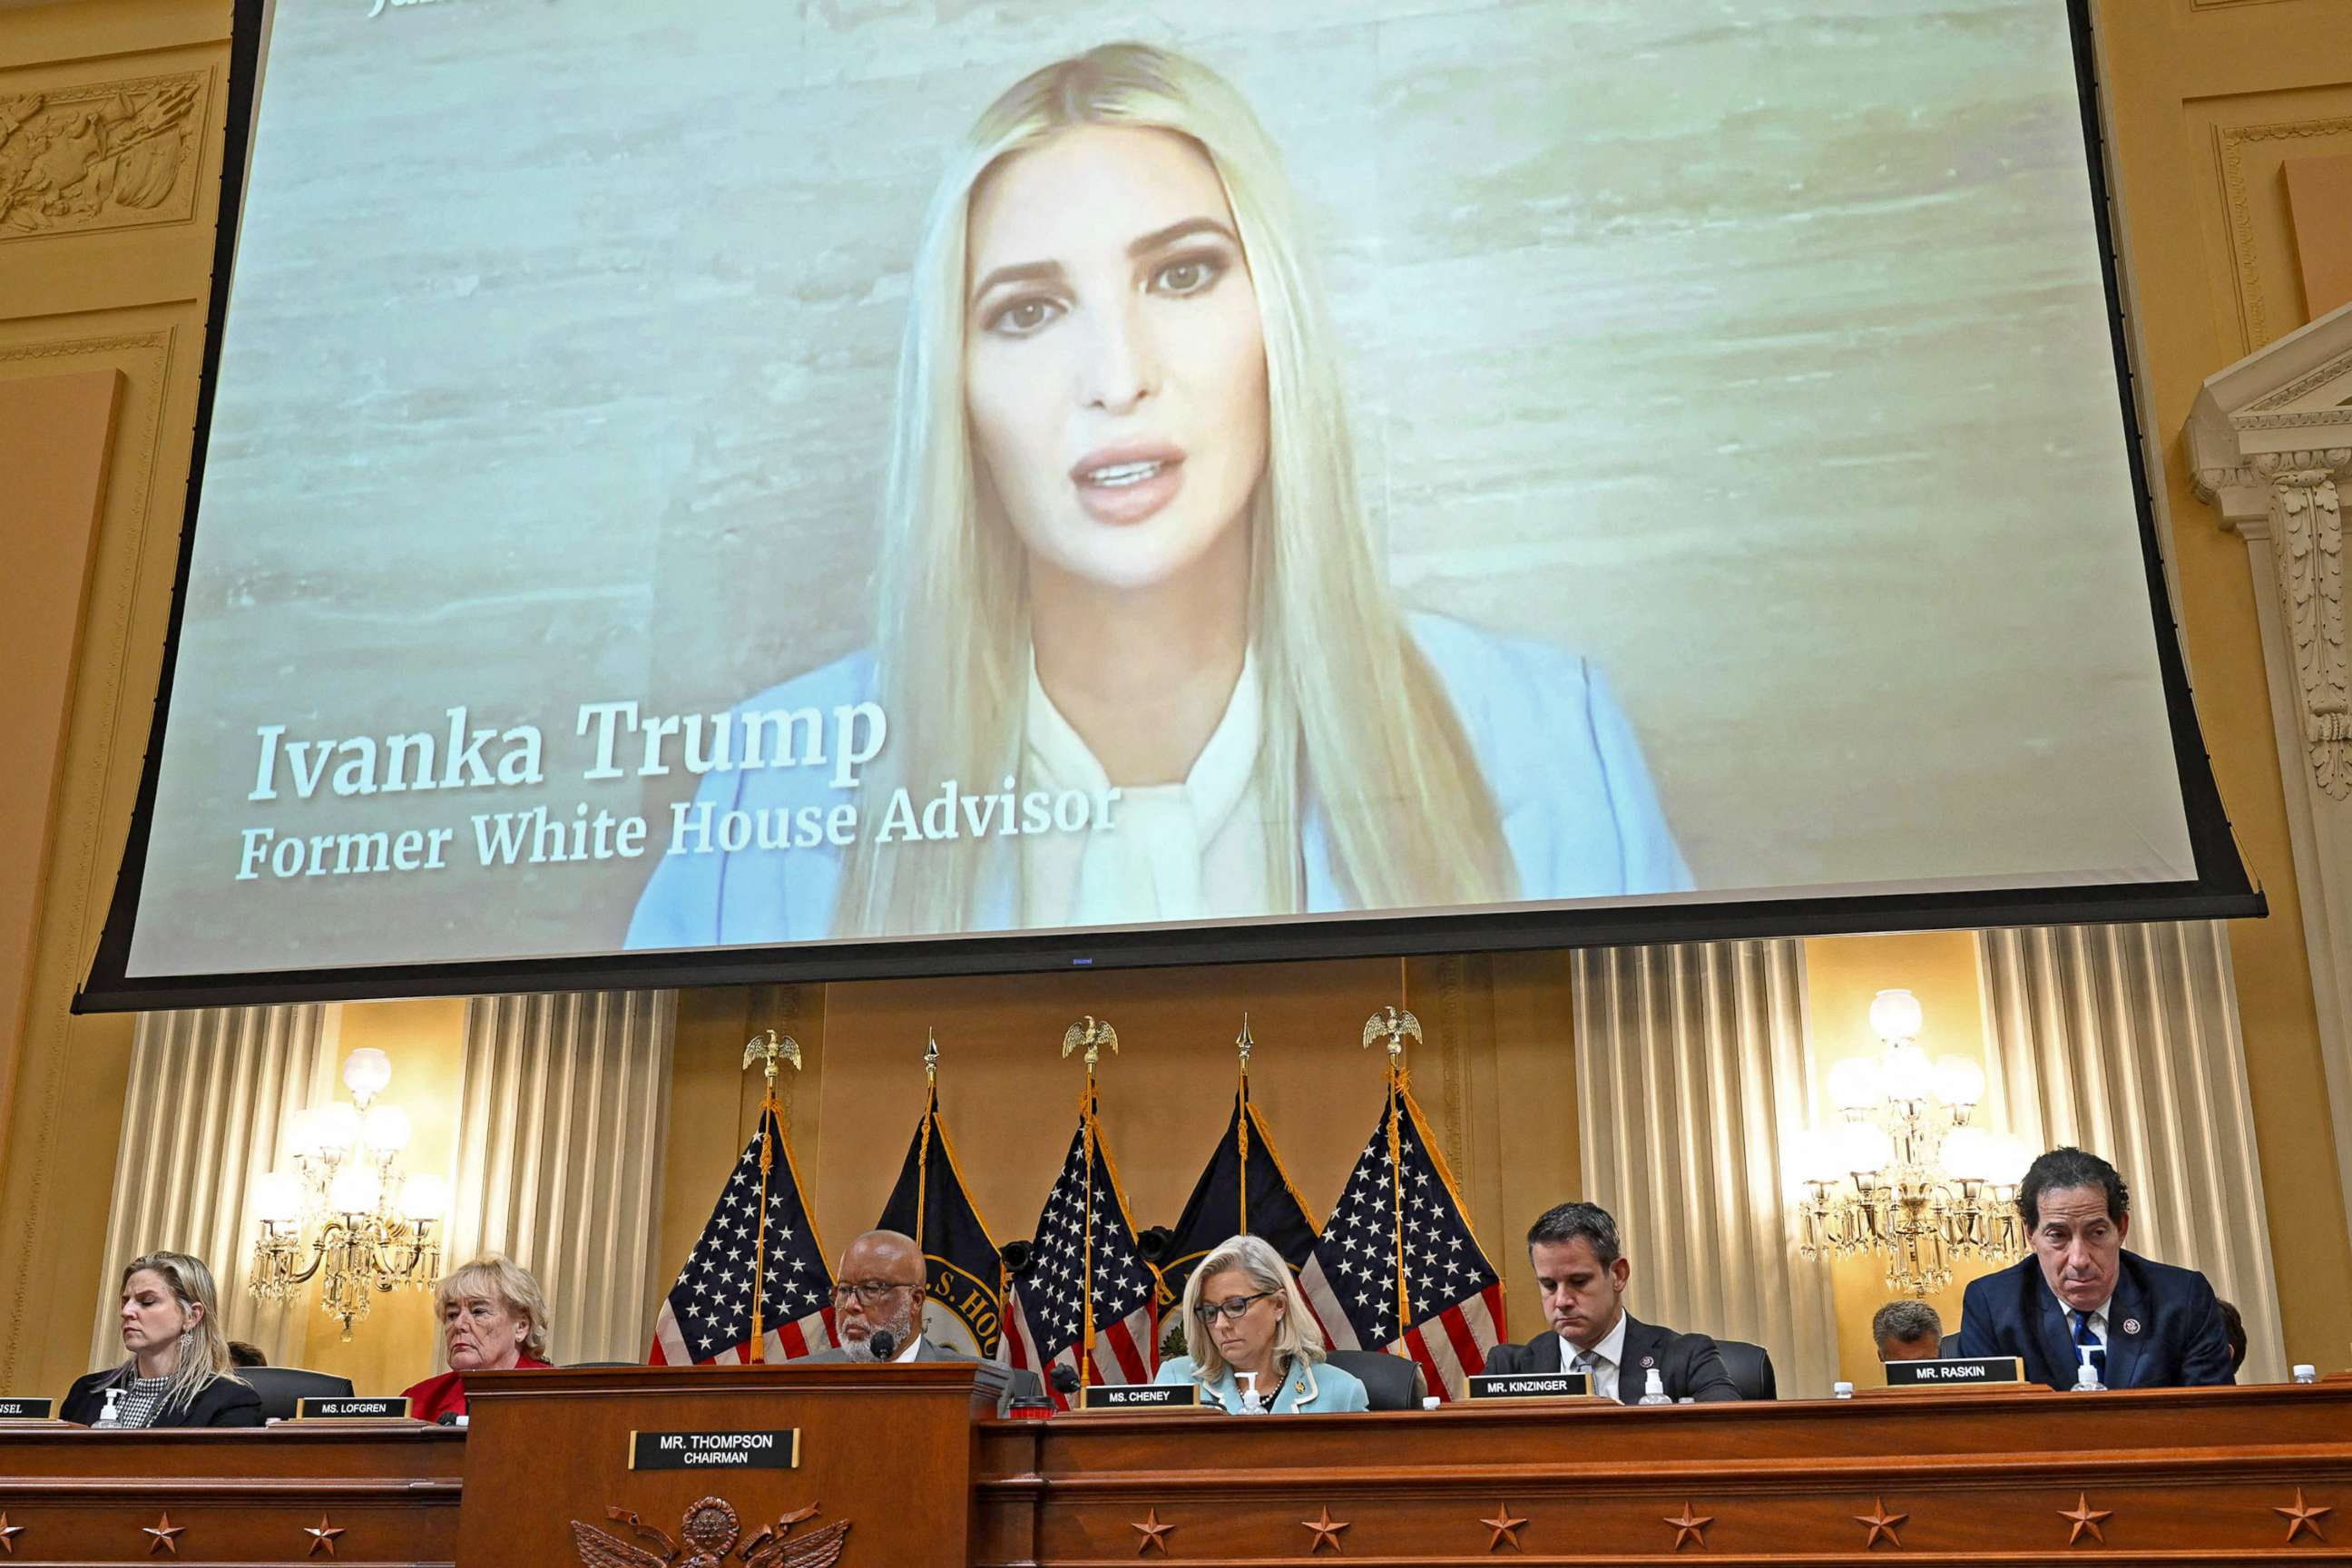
[1236,1014,1254,1071]
[924,1028,939,1085]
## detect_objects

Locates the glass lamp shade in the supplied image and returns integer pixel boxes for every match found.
[361,1103,413,1154]
[1838,1121,1895,1178]
[1868,988,1925,1042]
[1826,1057,1883,1112]
[283,1106,321,1159]
[1880,1042,1935,1102]
[1932,1054,1986,1109]
[1790,1126,1847,1186]
[402,1173,450,1222]
[1940,1126,1994,1181]
[1984,1133,2034,1187]
[328,1164,383,1215]
[253,1171,303,1226]
[313,1101,362,1158]
[341,1048,393,1103]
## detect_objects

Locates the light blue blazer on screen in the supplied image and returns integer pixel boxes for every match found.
[1152,1354,1370,1414]
[624,613,1691,950]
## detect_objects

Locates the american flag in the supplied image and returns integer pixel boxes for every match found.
[1298,1080,1504,1400]
[999,1105,1158,1407]
[649,1106,837,1365]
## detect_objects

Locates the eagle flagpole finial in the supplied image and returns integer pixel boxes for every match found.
[1060,1014,1118,1068]
[1362,1006,1420,1065]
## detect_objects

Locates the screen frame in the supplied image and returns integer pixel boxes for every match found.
[74,0,2263,1014]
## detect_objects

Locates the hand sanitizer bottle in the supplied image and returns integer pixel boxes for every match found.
[1636,1368,1672,1406]
[2071,1354,2106,1393]
[1832,1381,1856,1399]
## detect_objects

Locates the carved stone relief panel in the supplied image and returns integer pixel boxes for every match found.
[0,71,209,240]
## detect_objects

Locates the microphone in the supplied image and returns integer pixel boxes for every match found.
[1049,1365,1081,1396]
[867,1328,897,1363]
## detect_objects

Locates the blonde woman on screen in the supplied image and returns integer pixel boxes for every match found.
[628,43,1688,950]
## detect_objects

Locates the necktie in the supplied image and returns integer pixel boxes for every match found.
[2070,1309,2107,1381]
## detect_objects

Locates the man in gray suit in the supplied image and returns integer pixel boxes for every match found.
[803,1230,1042,1402]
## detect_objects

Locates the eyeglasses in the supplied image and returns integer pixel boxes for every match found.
[1194,1290,1276,1324]
[829,1279,920,1305]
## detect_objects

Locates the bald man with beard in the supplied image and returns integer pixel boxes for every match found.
[801,1230,1043,1403]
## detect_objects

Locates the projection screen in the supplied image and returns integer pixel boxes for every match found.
[80,0,2258,1008]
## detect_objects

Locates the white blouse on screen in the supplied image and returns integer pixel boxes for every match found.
[1018,648,1274,929]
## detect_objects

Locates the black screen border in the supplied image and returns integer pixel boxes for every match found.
[74,0,2262,1014]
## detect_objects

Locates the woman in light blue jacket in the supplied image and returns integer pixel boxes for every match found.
[1154,1235,1367,1415]
[626,43,1689,954]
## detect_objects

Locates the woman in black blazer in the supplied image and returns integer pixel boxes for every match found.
[63,1251,263,1428]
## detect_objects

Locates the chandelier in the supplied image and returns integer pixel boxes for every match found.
[1793,989,2030,1297]
[250,1048,446,1339]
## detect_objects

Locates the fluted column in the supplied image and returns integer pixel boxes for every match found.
[1977,922,2287,1383]
[1572,939,1838,1397]
[445,991,675,1366]
[89,1004,333,1371]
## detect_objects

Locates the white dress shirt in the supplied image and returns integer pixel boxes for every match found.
[1019,648,1272,928]
[1560,1312,1631,1403]
[893,1334,924,1365]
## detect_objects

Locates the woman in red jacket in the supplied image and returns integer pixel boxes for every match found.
[401,1253,553,1421]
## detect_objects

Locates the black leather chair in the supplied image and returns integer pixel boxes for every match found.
[1712,1338,1777,1401]
[1939,1332,1963,1358]
[1325,1348,1423,1411]
[240,1367,353,1420]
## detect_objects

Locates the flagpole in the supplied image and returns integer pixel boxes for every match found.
[740,1029,803,1365]
[1060,1016,1118,1387]
[1364,1005,1421,1348]
[916,1031,938,1246]
[1235,1015,1253,1235]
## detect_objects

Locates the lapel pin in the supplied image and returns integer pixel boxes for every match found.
[1641,1355,1656,1368]
[2121,1318,2141,1337]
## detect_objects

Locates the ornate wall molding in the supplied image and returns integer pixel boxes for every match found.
[87,1004,335,1373]
[2217,116,2352,350]
[2185,299,2352,1274]
[0,70,209,240]
[446,991,676,1366]
[1571,939,1839,1399]
[1977,923,2288,1384]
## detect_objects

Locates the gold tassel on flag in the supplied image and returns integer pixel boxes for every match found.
[740,1029,802,1365]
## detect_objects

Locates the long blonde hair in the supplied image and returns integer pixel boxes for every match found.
[1181,1233,1324,1383]
[112,1251,240,1416]
[833,42,1513,934]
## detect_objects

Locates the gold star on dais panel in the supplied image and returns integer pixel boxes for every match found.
[1130,1507,1174,1555]
[142,1512,185,1555]
[1664,1503,1713,1551]
[2060,1494,2112,1546]
[1855,1497,1907,1549]
[0,1514,24,1554]
[2276,1488,2331,1544]
[1480,1504,1528,1551]
[1301,1506,1349,1552]
[304,1514,347,1557]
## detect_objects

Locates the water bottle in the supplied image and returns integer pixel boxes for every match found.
[1636,1368,1672,1406]
[1832,1381,1856,1399]
[2292,1364,2318,1385]
[2071,1354,2106,1394]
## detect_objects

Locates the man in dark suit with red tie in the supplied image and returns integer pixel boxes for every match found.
[1480,1201,1740,1403]
[1956,1147,2234,1388]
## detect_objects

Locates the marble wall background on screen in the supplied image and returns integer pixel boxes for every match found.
[140,0,2190,973]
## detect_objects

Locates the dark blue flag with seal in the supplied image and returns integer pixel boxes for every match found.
[1156,1082,1324,1333]
[877,1083,1004,1357]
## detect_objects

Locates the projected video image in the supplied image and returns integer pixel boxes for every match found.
[126,0,2197,978]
